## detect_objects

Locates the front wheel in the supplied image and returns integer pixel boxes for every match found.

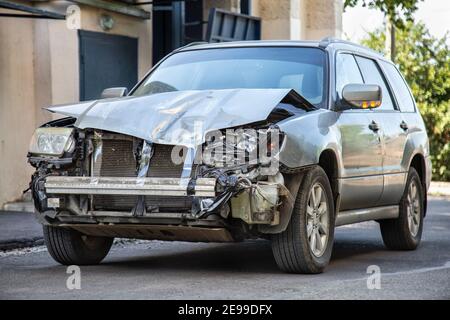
[271,166,335,274]
[380,167,424,250]
[43,225,113,265]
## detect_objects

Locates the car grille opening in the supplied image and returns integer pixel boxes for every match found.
[91,135,193,212]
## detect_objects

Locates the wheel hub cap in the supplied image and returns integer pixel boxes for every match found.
[306,183,329,257]
[407,180,421,237]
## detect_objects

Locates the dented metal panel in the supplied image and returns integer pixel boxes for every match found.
[46,88,312,148]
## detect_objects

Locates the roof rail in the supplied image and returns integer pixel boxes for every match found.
[318,36,335,48]
[319,37,360,48]
[175,41,209,52]
[319,36,385,57]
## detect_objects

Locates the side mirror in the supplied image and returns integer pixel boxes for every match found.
[341,84,382,109]
[101,87,128,99]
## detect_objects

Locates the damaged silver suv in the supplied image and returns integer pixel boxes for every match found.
[28,39,431,274]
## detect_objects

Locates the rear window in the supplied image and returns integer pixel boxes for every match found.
[380,61,416,112]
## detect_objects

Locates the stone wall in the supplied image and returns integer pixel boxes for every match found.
[252,0,342,40]
[0,16,36,206]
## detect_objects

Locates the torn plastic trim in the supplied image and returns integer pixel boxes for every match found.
[133,141,154,216]
[192,171,247,218]
[136,141,153,182]
[45,89,316,148]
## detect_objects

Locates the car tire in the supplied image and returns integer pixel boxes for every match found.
[43,225,113,265]
[380,167,424,250]
[271,165,335,274]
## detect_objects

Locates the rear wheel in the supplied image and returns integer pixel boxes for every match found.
[271,166,335,274]
[380,167,424,250]
[43,225,113,265]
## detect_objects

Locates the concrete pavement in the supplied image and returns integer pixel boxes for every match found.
[0,211,43,250]
[0,197,449,299]
[1,185,449,251]
[429,181,450,197]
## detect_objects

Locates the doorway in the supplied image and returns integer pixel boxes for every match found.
[79,30,138,101]
[152,0,204,65]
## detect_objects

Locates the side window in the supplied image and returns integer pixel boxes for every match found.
[355,56,395,111]
[335,53,363,99]
[381,61,416,112]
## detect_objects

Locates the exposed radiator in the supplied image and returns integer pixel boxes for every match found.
[92,136,192,211]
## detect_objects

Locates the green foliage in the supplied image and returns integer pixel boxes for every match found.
[344,0,422,27]
[362,22,450,181]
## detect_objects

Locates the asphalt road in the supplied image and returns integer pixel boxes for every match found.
[1,197,449,300]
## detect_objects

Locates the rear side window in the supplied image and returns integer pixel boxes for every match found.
[355,56,395,111]
[381,61,416,112]
[335,53,363,99]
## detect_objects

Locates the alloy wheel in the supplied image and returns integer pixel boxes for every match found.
[306,182,329,257]
[407,180,421,237]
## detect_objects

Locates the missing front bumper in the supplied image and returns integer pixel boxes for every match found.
[63,224,235,242]
[44,176,216,197]
[43,176,285,227]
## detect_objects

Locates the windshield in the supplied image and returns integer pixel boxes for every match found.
[132,47,327,107]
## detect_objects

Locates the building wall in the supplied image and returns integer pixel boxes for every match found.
[252,0,342,40]
[0,3,152,208]
[251,0,301,40]
[78,4,153,79]
[42,3,153,108]
[303,0,343,40]
[0,0,342,208]
[0,16,36,206]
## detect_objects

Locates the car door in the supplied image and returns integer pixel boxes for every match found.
[378,61,420,203]
[354,56,408,206]
[335,53,384,210]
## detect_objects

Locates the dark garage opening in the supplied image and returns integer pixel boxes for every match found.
[152,0,204,65]
[79,30,138,101]
[152,0,256,65]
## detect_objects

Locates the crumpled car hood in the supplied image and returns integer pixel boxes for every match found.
[47,89,314,147]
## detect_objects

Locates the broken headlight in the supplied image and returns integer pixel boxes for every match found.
[236,131,258,154]
[203,128,282,167]
[29,127,75,157]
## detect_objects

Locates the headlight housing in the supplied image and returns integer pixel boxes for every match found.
[29,128,75,157]
[202,128,282,167]
[236,131,258,154]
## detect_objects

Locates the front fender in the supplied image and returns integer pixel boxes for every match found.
[402,129,431,189]
[278,109,342,174]
[260,110,342,234]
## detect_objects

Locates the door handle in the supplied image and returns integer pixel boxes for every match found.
[400,121,409,131]
[368,120,380,132]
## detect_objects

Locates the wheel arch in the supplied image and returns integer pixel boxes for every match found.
[260,148,340,235]
[318,149,340,210]
[409,152,428,216]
